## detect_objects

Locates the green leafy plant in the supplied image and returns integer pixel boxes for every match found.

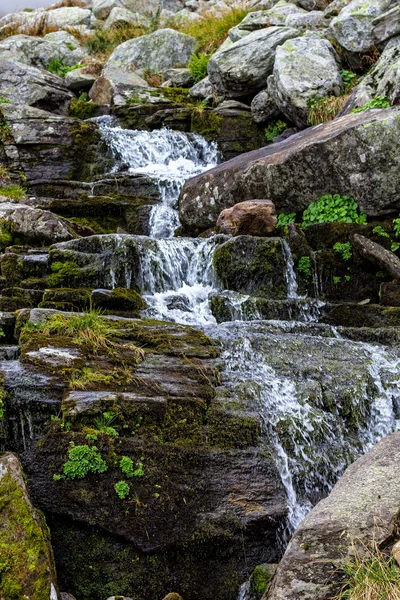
[345,275,351,281]
[373,225,390,239]
[302,194,367,226]
[276,212,296,227]
[265,119,287,142]
[0,97,10,104]
[298,256,312,280]
[333,276,341,284]
[340,69,358,92]
[333,242,352,260]
[115,480,130,499]
[94,411,119,437]
[352,96,390,113]
[188,52,212,83]
[55,442,108,480]
[47,59,81,78]
[120,456,134,477]
[393,218,400,238]
[392,242,400,252]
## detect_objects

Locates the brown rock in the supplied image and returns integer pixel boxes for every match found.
[392,540,400,566]
[380,281,400,306]
[353,234,400,280]
[216,199,277,236]
[89,76,113,105]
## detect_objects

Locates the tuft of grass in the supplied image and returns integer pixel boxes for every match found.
[47,59,82,78]
[336,544,400,600]
[0,185,26,199]
[0,164,10,182]
[188,52,212,83]
[308,95,349,126]
[175,6,250,54]
[84,23,147,57]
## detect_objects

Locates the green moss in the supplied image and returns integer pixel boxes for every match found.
[40,288,92,311]
[0,468,54,600]
[151,87,191,105]
[249,564,276,599]
[191,110,223,141]
[68,99,99,120]
[0,254,23,286]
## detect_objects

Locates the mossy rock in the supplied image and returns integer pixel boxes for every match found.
[40,288,92,311]
[213,236,288,299]
[0,253,24,286]
[0,453,58,600]
[68,99,100,120]
[249,563,277,599]
[92,288,145,315]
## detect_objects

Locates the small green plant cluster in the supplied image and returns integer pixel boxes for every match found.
[373,225,390,239]
[302,195,367,226]
[308,95,348,126]
[276,212,296,227]
[47,59,82,78]
[115,480,130,499]
[393,218,400,238]
[264,119,287,142]
[188,52,212,83]
[340,69,358,92]
[0,185,26,199]
[94,411,119,437]
[298,256,312,280]
[54,442,108,480]
[372,221,400,252]
[352,96,390,113]
[0,97,10,104]
[333,242,352,260]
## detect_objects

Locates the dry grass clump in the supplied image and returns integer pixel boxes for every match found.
[308,95,349,126]
[336,542,400,600]
[175,6,250,54]
[0,14,59,39]
[45,0,88,9]
[82,23,147,57]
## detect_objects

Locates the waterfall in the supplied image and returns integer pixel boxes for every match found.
[214,322,400,537]
[281,240,299,299]
[95,116,219,238]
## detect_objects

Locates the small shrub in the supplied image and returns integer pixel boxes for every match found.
[115,480,130,499]
[276,212,296,227]
[333,241,352,261]
[56,442,108,480]
[373,225,390,239]
[352,96,390,113]
[340,69,358,92]
[188,52,212,83]
[265,119,287,142]
[302,194,367,226]
[298,256,312,280]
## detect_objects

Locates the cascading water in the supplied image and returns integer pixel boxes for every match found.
[96,116,219,238]
[212,321,400,539]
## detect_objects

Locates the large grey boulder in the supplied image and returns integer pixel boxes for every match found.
[345,36,400,110]
[0,199,76,245]
[89,64,149,105]
[0,34,87,70]
[268,37,343,128]
[330,0,392,52]
[267,432,400,600]
[207,26,299,98]
[372,5,400,45]
[106,28,196,77]
[188,76,214,99]
[44,6,92,29]
[263,0,306,25]
[104,6,149,29]
[65,67,98,91]
[0,59,73,115]
[179,107,400,230]
[0,452,59,600]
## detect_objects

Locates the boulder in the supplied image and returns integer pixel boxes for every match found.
[0,452,58,600]
[44,7,92,29]
[106,29,197,77]
[0,34,87,70]
[352,233,400,280]
[263,0,306,25]
[298,0,331,9]
[330,0,392,52]
[65,67,98,91]
[345,36,400,110]
[207,26,300,98]
[179,107,400,231]
[92,0,124,19]
[216,200,277,236]
[44,30,83,49]
[104,7,149,29]
[379,281,400,306]
[372,5,400,45]
[251,89,280,123]
[0,201,76,245]
[285,10,325,28]
[0,59,73,115]
[188,76,214,99]
[267,37,343,128]
[163,67,194,88]
[89,64,149,105]
[267,432,400,600]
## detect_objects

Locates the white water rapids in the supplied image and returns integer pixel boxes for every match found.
[96,119,400,557]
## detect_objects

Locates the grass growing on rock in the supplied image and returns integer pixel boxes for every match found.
[336,544,400,600]
[0,185,26,200]
[176,6,249,54]
[83,23,147,57]
[308,95,349,126]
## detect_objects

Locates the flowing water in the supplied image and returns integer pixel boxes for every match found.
[96,120,400,553]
